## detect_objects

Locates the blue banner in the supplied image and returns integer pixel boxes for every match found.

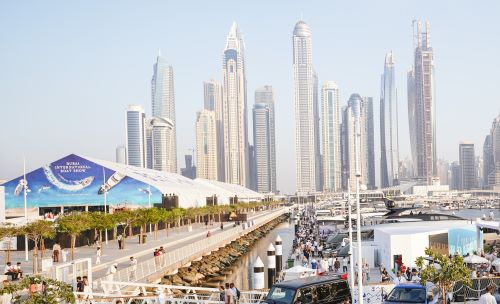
[448,227,483,256]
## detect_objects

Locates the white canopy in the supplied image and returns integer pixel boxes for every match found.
[283,265,316,274]
[463,255,489,264]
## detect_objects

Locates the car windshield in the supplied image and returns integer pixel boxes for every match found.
[386,287,427,303]
[266,287,295,304]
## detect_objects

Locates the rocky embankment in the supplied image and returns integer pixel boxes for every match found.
[161,214,288,287]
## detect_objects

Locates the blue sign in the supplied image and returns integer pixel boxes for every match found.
[3,154,162,209]
[448,226,483,256]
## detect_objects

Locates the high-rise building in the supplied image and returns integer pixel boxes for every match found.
[126,105,147,167]
[248,145,257,191]
[151,51,177,173]
[293,20,321,193]
[196,109,218,180]
[181,155,196,179]
[483,134,494,188]
[364,96,376,189]
[408,20,436,185]
[115,145,127,164]
[459,142,476,190]
[380,52,400,188]
[488,115,500,188]
[253,86,277,193]
[342,94,371,190]
[203,79,225,181]
[150,117,175,172]
[450,161,461,190]
[145,119,153,169]
[436,159,450,185]
[222,22,248,187]
[321,82,341,192]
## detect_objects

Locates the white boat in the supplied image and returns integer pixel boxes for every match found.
[98,171,126,194]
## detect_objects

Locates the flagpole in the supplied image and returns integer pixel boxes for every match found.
[23,158,29,262]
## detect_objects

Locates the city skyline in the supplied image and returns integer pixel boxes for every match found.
[1,1,499,194]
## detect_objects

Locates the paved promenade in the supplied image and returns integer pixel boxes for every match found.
[0,209,276,281]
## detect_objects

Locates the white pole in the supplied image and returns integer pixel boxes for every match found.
[347,179,355,298]
[354,107,363,304]
[103,168,108,245]
[23,158,28,262]
[148,185,152,233]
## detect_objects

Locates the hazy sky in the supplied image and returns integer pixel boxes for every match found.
[1,0,499,194]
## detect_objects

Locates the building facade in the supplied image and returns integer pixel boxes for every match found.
[321,82,341,192]
[151,52,177,173]
[253,86,277,193]
[150,117,175,172]
[408,20,436,185]
[126,105,147,167]
[459,142,476,190]
[293,20,321,193]
[483,135,493,188]
[115,145,126,164]
[488,115,500,188]
[196,109,218,180]
[222,22,248,187]
[203,79,225,181]
[380,52,400,188]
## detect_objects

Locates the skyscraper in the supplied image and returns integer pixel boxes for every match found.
[115,145,127,164]
[459,142,476,190]
[321,82,341,192]
[342,94,370,190]
[222,22,248,187]
[150,117,175,172]
[293,20,321,193]
[380,52,400,188]
[483,134,493,187]
[364,96,376,189]
[126,105,146,167]
[408,20,436,185]
[203,79,225,181]
[151,52,177,173]
[196,109,218,180]
[488,114,500,188]
[253,86,277,193]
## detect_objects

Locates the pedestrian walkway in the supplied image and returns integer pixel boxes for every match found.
[0,209,277,281]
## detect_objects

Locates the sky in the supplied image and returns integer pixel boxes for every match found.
[1,0,499,194]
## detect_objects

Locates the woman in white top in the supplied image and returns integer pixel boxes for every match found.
[96,246,102,264]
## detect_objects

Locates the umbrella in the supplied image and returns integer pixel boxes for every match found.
[283,265,316,274]
[491,259,500,267]
[463,255,489,264]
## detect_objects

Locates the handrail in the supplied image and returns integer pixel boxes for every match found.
[94,208,286,290]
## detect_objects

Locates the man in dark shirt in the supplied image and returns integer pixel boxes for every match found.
[76,276,84,292]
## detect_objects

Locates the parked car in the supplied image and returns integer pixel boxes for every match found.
[262,275,350,304]
[384,283,439,304]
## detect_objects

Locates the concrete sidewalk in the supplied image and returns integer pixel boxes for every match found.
[0,210,268,280]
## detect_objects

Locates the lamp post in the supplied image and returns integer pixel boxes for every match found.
[148,185,152,233]
[22,158,29,262]
[347,179,355,299]
[102,168,108,245]
[354,105,363,304]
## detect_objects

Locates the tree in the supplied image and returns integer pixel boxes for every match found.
[158,208,173,237]
[113,209,142,249]
[22,220,56,274]
[0,224,22,263]
[88,212,116,248]
[416,248,472,304]
[170,208,184,232]
[146,208,163,240]
[57,213,90,261]
[0,275,75,304]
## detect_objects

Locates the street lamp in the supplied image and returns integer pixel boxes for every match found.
[354,105,363,304]
[22,158,30,262]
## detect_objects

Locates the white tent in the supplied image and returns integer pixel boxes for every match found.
[463,255,489,264]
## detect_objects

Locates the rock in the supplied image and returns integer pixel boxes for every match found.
[195,273,205,280]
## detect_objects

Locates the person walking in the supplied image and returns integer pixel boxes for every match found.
[129,256,138,281]
[219,285,225,302]
[160,246,166,267]
[224,283,232,304]
[52,242,61,262]
[230,283,239,304]
[334,258,341,273]
[479,285,496,304]
[96,246,102,265]
[342,258,348,272]
[117,234,123,250]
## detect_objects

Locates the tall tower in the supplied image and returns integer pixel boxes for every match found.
[222,22,248,186]
[253,86,277,193]
[483,135,493,187]
[196,109,218,180]
[203,79,225,181]
[151,52,177,173]
[364,96,376,189]
[293,20,321,193]
[380,52,400,187]
[150,117,175,172]
[459,142,476,190]
[342,94,370,190]
[321,82,341,192]
[126,105,147,167]
[488,115,500,187]
[409,20,436,185]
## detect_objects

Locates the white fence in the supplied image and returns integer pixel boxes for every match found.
[93,208,287,290]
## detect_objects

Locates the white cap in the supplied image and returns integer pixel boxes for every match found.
[267,243,276,251]
[254,256,264,267]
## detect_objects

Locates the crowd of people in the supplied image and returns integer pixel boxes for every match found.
[218,282,241,304]
[3,262,23,281]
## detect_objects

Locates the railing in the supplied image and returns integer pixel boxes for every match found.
[77,280,267,304]
[93,208,287,290]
